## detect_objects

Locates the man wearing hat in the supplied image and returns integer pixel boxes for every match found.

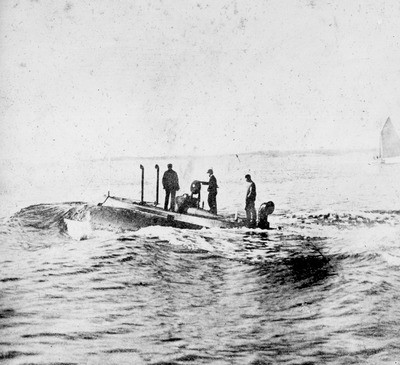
[245,174,257,228]
[162,163,180,211]
[201,169,218,214]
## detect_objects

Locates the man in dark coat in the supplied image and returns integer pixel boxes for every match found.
[162,164,180,211]
[245,174,257,228]
[201,169,218,214]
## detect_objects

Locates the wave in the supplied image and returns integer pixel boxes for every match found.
[6,202,140,240]
[8,201,400,236]
[6,202,398,273]
[282,209,400,228]
[8,202,89,230]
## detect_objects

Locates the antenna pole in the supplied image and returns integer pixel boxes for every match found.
[155,164,160,205]
[140,165,144,204]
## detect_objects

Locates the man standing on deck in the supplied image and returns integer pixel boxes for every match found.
[245,174,257,228]
[162,164,180,211]
[201,169,218,214]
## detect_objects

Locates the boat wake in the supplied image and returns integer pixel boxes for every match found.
[6,202,400,273]
[8,202,400,244]
[10,202,400,232]
[10,202,400,299]
[8,202,88,230]
[7,202,146,240]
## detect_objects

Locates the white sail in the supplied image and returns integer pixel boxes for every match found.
[380,117,400,162]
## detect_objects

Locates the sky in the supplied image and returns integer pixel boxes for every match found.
[1,0,400,162]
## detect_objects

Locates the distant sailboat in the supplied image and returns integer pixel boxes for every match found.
[379,117,400,164]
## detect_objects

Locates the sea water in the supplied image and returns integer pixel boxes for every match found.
[1,151,400,364]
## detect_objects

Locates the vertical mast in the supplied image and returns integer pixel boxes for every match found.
[155,164,160,206]
[140,165,144,204]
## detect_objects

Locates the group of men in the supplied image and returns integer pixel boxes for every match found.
[161,164,257,227]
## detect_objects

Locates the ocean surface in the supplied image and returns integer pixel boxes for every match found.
[1,151,400,365]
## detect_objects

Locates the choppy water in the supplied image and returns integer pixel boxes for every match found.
[1,151,400,364]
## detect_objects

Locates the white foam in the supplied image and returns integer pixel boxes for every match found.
[65,218,93,241]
